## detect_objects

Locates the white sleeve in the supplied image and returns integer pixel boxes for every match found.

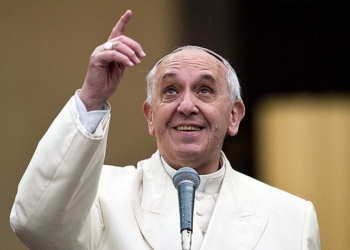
[302,201,321,250]
[10,96,110,250]
[74,90,110,135]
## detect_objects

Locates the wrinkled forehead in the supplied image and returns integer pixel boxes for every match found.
[154,46,227,83]
[154,48,227,85]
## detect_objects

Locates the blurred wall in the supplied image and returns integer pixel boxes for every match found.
[0,1,182,248]
[255,95,350,250]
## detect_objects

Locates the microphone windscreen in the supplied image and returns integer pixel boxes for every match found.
[173,167,200,190]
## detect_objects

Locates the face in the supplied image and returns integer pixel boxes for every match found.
[143,49,245,174]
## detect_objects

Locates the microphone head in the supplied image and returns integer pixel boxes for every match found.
[173,167,200,190]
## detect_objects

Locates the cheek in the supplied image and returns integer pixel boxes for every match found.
[153,119,164,134]
[208,109,232,132]
[154,103,177,121]
[152,110,171,134]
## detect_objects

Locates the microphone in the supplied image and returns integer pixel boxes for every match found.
[172,167,200,250]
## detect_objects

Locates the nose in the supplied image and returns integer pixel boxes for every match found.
[177,92,199,115]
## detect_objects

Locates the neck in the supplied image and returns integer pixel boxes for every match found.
[161,152,222,175]
[161,156,225,193]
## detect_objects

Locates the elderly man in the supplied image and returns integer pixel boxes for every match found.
[10,10,320,250]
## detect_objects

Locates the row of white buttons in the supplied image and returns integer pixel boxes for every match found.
[196,210,204,216]
[196,194,203,201]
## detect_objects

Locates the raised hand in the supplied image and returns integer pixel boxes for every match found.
[79,10,145,111]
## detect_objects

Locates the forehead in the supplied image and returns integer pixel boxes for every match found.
[155,49,227,82]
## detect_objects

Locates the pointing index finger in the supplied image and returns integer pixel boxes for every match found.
[108,10,132,40]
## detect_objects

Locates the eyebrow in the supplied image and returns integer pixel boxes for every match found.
[161,72,177,81]
[161,73,217,85]
[200,74,216,84]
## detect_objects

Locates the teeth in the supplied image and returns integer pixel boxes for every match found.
[176,126,201,131]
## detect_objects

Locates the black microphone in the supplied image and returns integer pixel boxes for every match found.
[173,167,200,250]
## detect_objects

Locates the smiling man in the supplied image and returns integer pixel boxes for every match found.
[143,47,245,175]
[10,11,320,250]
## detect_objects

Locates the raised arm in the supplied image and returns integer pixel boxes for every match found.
[10,11,144,249]
[79,10,145,111]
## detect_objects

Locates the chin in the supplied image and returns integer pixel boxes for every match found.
[172,148,204,163]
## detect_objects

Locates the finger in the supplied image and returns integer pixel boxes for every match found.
[108,10,132,40]
[96,50,135,68]
[108,41,141,65]
[109,36,146,58]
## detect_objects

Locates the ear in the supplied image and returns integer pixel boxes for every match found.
[227,100,245,136]
[143,101,155,136]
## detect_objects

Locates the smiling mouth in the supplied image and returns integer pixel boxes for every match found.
[175,126,202,131]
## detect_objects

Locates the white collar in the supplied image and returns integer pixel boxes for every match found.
[161,156,225,194]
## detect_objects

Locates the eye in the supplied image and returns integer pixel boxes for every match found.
[199,87,211,94]
[165,87,177,95]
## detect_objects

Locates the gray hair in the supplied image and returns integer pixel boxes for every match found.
[146,45,242,104]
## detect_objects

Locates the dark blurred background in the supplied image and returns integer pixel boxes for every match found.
[183,0,350,177]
